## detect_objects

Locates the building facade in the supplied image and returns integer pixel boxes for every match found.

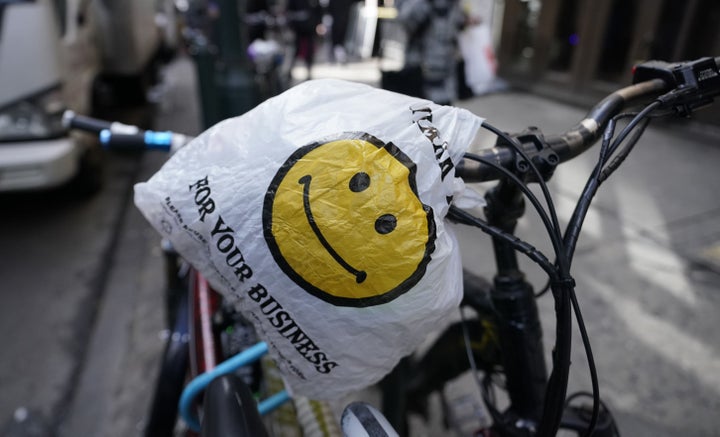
[496,0,720,124]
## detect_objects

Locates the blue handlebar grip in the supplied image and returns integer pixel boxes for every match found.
[144,131,174,150]
[99,129,172,151]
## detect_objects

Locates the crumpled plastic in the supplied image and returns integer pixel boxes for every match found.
[134,79,485,399]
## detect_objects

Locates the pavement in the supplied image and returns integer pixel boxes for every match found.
[56,53,720,436]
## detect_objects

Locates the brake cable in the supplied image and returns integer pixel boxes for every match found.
[455,120,576,436]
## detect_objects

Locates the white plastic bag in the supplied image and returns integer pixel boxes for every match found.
[134,79,484,399]
[459,23,497,95]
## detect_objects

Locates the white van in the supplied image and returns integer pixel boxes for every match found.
[0,0,102,193]
[0,0,175,194]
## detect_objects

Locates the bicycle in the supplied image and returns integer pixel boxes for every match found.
[64,55,720,437]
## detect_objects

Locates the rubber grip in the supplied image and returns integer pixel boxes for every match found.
[63,111,112,134]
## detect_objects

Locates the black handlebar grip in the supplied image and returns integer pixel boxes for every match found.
[99,130,148,150]
[62,110,112,134]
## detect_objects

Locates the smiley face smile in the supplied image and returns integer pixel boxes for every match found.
[298,174,367,284]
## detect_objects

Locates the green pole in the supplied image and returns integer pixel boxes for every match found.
[189,34,223,129]
[215,0,259,118]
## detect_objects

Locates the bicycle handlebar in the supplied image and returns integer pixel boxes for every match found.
[62,110,141,135]
[457,56,720,183]
[62,111,192,153]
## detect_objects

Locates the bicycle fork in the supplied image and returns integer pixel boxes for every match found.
[485,179,548,432]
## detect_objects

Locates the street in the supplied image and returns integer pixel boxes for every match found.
[0,59,201,437]
[1,54,720,436]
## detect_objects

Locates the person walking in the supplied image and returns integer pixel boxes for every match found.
[327,0,354,63]
[287,0,323,79]
[396,0,467,105]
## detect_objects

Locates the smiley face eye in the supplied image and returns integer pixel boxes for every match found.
[349,172,371,192]
[375,214,397,234]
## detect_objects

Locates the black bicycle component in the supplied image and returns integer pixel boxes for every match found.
[455,79,669,184]
[99,132,149,150]
[483,179,549,431]
[560,402,619,437]
[201,374,269,437]
[380,357,412,436]
[62,110,113,133]
[446,71,677,437]
[460,269,496,316]
[501,127,560,184]
[62,110,140,134]
[633,57,720,116]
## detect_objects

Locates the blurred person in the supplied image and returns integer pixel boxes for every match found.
[396,0,471,105]
[327,0,354,63]
[247,0,271,43]
[287,0,323,79]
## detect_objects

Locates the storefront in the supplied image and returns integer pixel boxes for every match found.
[497,0,720,111]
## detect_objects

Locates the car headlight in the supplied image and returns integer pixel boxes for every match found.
[0,88,67,142]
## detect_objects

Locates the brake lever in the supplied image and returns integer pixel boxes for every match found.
[632,57,720,116]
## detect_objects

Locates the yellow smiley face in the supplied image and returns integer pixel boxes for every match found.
[263,132,436,307]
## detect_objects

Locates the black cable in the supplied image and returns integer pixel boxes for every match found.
[536,278,573,437]
[481,375,505,428]
[569,289,600,437]
[462,152,568,299]
[475,99,663,437]
[449,206,559,280]
[463,153,564,259]
[558,117,616,435]
[562,117,616,262]
[560,101,660,436]
[535,279,551,298]
[543,135,648,436]
[600,116,652,182]
[480,122,567,267]
[565,391,618,431]
[564,106,657,264]
[478,122,575,437]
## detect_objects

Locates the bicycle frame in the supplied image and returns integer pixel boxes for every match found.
[189,270,223,376]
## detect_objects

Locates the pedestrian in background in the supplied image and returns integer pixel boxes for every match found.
[327,0,354,63]
[287,0,323,79]
[396,0,472,105]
